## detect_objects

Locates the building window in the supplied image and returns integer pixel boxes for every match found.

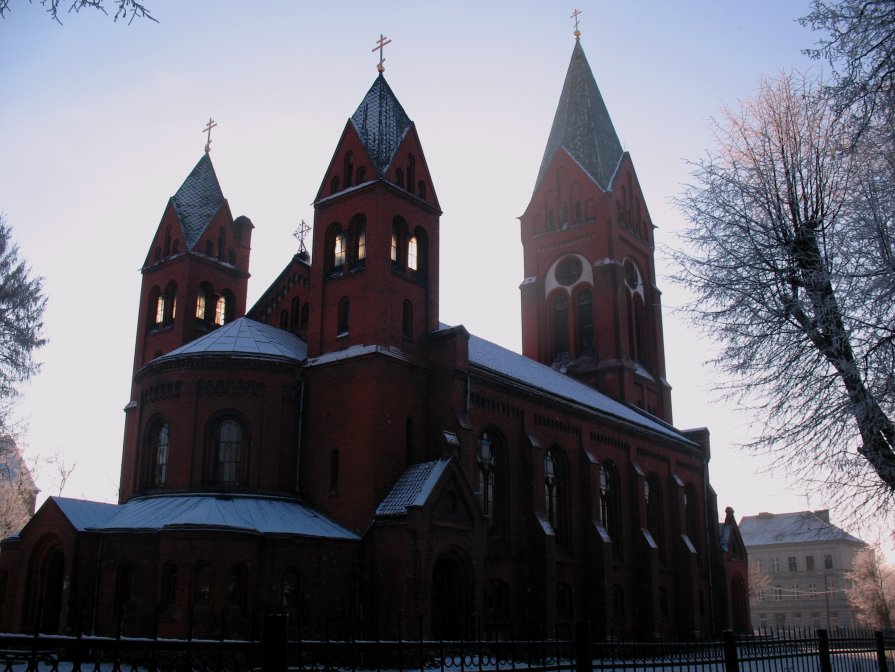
[343,151,354,188]
[330,175,340,194]
[788,556,798,572]
[354,222,367,264]
[544,448,569,548]
[196,287,207,320]
[155,293,166,325]
[334,231,346,268]
[824,554,833,570]
[193,562,213,606]
[408,235,419,271]
[772,557,780,573]
[406,154,416,192]
[806,555,815,571]
[476,432,504,538]
[773,586,783,601]
[290,297,300,330]
[227,564,247,613]
[215,295,227,326]
[114,564,136,617]
[160,563,177,610]
[759,614,768,629]
[214,419,244,486]
[599,463,622,558]
[809,583,817,599]
[337,297,350,336]
[552,293,569,360]
[575,288,594,355]
[684,484,700,561]
[149,421,169,488]
[645,476,664,559]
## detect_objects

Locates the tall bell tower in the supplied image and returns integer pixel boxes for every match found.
[519,32,672,422]
[306,63,441,359]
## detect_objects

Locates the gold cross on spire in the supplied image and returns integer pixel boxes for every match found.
[203,117,218,154]
[373,34,391,73]
[570,8,582,39]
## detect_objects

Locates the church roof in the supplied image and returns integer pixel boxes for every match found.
[351,73,412,177]
[739,510,865,547]
[534,39,624,192]
[51,495,358,540]
[466,331,693,446]
[155,317,307,363]
[375,459,450,518]
[171,153,225,251]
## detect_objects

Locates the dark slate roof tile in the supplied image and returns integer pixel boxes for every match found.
[375,459,449,517]
[156,317,307,363]
[171,153,225,251]
[351,74,412,177]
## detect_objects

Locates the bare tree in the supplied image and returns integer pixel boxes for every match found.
[0,0,155,24]
[672,71,895,509]
[0,215,47,431]
[748,561,772,600]
[846,545,895,628]
[0,437,36,540]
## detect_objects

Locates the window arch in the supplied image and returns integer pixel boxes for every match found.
[645,475,665,559]
[330,175,341,194]
[417,180,427,200]
[349,214,367,268]
[300,303,309,328]
[408,235,419,271]
[544,447,570,547]
[196,283,213,322]
[163,281,177,326]
[406,154,416,192]
[409,227,427,278]
[477,431,506,538]
[217,228,225,260]
[205,240,214,257]
[623,259,648,366]
[391,217,409,268]
[395,167,404,189]
[215,289,234,326]
[147,285,162,331]
[146,419,169,488]
[599,462,622,558]
[337,297,350,336]
[213,418,246,486]
[290,297,300,330]
[163,226,172,257]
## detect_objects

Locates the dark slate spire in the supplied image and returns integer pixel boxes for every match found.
[535,40,624,192]
[350,73,412,177]
[171,153,225,251]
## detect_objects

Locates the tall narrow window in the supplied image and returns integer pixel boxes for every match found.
[477,432,504,538]
[599,463,621,557]
[337,298,350,335]
[356,226,366,263]
[215,419,243,485]
[214,295,227,326]
[114,564,136,617]
[685,484,701,563]
[217,228,225,259]
[152,422,169,487]
[227,564,247,613]
[406,154,416,192]
[391,230,399,262]
[290,297,300,329]
[553,294,569,358]
[477,434,495,519]
[343,151,354,188]
[196,286,209,320]
[576,289,594,355]
[160,563,178,610]
[155,294,166,325]
[334,231,346,268]
[645,476,664,559]
[545,449,558,529]
[193,562,213,606]
[408,235,419,271]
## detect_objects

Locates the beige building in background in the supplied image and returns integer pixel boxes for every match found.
[740,510,865,632]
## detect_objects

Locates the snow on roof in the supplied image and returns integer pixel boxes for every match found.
[739,510,864,547]
[306,343,409,367]
[156,317,307,363]
[465,331,693,445]
[55,495,358,540]
[171,153,225,251]
[52,497,119,531]
[376,459,450,518]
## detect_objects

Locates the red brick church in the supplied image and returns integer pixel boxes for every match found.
[0,34,749,640]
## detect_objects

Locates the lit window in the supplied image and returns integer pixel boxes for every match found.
[215,295,227,326]
[155,295,166,325]
[153,422,169,487]
[196,288,207,320]
[356,227,366,262]
[391,231,398,262]
[408,236,419,271]
[215,419,243,485]
[334,232,346,267]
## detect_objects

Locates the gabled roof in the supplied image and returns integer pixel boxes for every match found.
[739,510,865,547]
[51,495,358,540]
[465,331,694,446]
[376,459,450,518]
[171,153,225,251]
[155,317,307,363]
[351,73,412,177]
[535,39,624,192]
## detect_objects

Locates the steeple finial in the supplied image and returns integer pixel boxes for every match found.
[373,34,391,73]
[294,218,311,255]
[570,8,582,40]
[202,117,217,154]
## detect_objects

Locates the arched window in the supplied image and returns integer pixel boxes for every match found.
[196,283,213,322]
[114,564,136,618]
[205,240,214,257]
[300,303,309,328]
[155,293,166,326]
[545,448,570,548]
[407,235,419,271]
[163,226,171,257]
[280,309,289,329]
[334,230,347,268]
[645,475,665,559]
[391,217,408,268]
[402,300,413,338]
[406,154,416,192]
[193,562,213,606]
[148,420,169,488]
[356,166,366,183]
[343,151,354,188]
[214,295,227,326]
[624,259,647,365]
[330,175,341,194]
[395,167,404,189]
[160,563,177,610]
[418,180,427,200]
[575,288,594,356]
[599,463,622,558]
[337,297,350,335]
[172,239,180,254]
[217,227,225,260]
[227,564,247,613]
[350,214,367,267]
[552,294,569,360]
[147,286,162,330]
[163,281,177,326]
[215,419,244,486]
[477,432,505,538]
[685,484,702,564]
[545,449,558,529]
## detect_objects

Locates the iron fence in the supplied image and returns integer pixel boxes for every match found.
[0,622,892,672]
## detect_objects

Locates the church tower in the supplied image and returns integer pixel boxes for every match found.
[519,35,672,422]
[130,151,253,382]
[306,71,441,358]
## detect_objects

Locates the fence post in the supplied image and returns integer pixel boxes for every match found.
[722,630,739,672]
[263,614,288,672]
[817,629,833,672]
[575,620,592,672]
[875,631,887,672]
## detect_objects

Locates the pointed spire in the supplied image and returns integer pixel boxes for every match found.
[534,39,624,192]
[350,74,412,176]
[171,153,225,250]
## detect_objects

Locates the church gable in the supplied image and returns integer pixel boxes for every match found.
[314,120,377,203]
[383,126,440,210]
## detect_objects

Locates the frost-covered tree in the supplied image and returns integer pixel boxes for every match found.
[673,72,895,508]
[0,437,36,540]
[0,215,47,431]
[0,0,155,24]
[846,545,895,629]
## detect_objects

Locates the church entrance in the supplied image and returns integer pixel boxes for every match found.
[431,550,472,640]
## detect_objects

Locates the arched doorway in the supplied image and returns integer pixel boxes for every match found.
[431,550,472,640]
[28,543,65,634]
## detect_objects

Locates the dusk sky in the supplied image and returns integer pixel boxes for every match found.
[4,3,877,542]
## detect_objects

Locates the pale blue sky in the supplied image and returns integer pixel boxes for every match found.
[3,2,865,537]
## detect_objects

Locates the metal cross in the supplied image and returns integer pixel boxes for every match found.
[570,8,582,38]
[294,219,311,254]
[373,34,391,73]
[203,117,218,154]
